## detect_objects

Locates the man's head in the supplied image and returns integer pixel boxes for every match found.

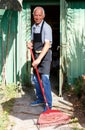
[33,6,45,25]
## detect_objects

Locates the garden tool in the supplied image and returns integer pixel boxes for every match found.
[30,48,70,127]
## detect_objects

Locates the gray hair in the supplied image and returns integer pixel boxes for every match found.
[33,6,45,16]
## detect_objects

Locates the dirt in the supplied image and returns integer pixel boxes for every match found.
[63,90,85,128]
[5,83,85,130]
[50,69,85,129]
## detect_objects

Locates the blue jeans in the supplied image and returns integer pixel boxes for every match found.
[33,74,52,108]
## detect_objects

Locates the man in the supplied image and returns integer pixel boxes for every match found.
[27,6,52,112]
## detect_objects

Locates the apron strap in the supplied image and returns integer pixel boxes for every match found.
[40,21,44,33]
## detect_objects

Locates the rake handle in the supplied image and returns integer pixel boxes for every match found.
[30,48,49,109]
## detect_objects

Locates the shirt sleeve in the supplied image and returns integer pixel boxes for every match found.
[44,24,52,44]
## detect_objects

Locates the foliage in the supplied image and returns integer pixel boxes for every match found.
[63,74,71,92]
[0,84,17,130]
[0,112,9,130]
[73,76,83,98]
[64,76,84,99]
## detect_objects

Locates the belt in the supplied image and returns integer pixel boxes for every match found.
[35,50,42,54]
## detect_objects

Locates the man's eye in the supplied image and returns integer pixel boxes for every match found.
[34,15,41,17]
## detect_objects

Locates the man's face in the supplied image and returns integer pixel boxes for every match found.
[33,9,45,25]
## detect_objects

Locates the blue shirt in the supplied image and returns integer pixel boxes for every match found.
[31,20,52,47]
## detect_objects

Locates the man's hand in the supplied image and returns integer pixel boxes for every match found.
[26,41,33,49]
[32,58,41,69]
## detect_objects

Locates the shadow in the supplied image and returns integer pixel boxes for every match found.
[1,85,43,122]
[1,89,72,130]
[17,60,31,87]
[50,68,59,96]
[2,83,84,129]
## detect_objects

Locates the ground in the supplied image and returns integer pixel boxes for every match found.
[6,83,85,130]
[51,69,85,129]
[1,70,85,130]
[63,89,85,128]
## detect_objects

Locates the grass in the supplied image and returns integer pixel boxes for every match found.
[0,84,18,130]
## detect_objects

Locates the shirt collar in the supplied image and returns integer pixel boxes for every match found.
[34,20,44,28]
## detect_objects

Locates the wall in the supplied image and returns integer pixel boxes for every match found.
[0,3,31,86]
[65,1,85,83]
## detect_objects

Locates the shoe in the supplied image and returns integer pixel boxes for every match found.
[31,100,44,106]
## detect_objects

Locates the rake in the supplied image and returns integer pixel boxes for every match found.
[30,48,70,127]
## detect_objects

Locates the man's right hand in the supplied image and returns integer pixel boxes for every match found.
[26,41,33,49]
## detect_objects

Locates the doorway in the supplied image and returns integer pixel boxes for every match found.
[31,5,60,90]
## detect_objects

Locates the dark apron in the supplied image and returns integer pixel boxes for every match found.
[33,21,52,75]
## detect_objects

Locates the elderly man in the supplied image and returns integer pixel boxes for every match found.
[27,6,52,112]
